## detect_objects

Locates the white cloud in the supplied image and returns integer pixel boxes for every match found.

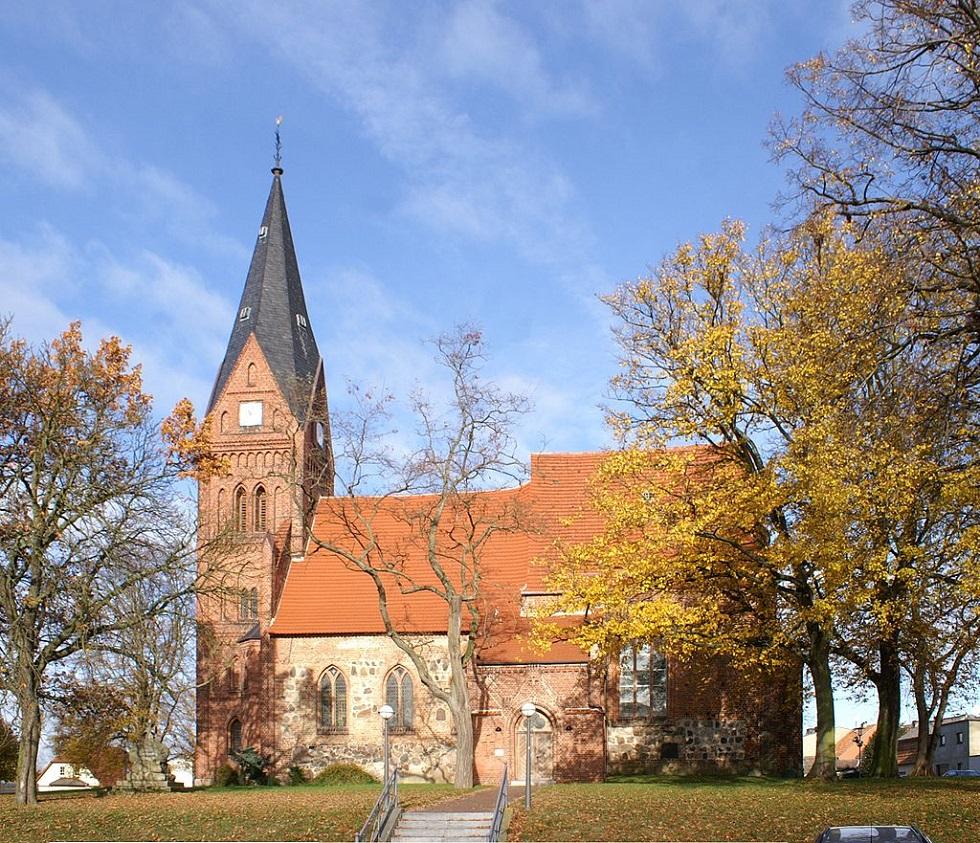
[441,1,595,117]
[0,84,245,260]
[220,0,595,267]
[580,0,663,71]
[0,224,233,417]
[0,89,99,189]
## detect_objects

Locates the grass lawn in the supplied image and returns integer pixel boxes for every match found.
[2,783,456,842]
[507,777,980,843]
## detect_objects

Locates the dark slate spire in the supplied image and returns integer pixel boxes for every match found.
[208,169,321,420]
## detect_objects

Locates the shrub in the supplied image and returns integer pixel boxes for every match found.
[214,763,240,787]
[230,747,270,785]
[311,763,378,785]
[288,765,309,785]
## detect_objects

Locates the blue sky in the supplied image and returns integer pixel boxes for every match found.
[5,1,954,732]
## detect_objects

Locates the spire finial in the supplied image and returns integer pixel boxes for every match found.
[272,115,284,175]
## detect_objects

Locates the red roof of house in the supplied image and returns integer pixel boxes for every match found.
[270,449,713,663]
[271,452,607,662]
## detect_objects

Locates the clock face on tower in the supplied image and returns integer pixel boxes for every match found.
[239,400,263,428]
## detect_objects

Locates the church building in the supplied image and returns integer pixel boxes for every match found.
[194,167,802,786]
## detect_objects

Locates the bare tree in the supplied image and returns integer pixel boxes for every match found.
[305,327,529,788]
[773,0,980,342]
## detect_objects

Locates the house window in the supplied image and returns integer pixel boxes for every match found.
[618,644,667,719]
[254,486,267,532]
[957,732,964,744]
[940,734,947,746]
[319,667,348,731]
[239,588,258,621]
[234,487,247,532]
[385,666,414,731]
[239,306,251,321]
[228,719,242,755]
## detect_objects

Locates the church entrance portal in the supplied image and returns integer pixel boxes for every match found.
[515,707,554,784]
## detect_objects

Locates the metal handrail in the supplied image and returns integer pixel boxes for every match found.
[355,769,399,842]
[487,763,508,842]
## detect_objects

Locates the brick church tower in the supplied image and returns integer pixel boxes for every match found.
[194,165,332,782]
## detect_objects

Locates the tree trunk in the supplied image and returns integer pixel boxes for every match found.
[806,624,837,781]
[15,684,41,805]
[447,594,474,789]
[868,638,901,778]
[911,669,937,777]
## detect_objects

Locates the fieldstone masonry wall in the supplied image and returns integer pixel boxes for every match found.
[607,718,747,774]
[274,634,456,782]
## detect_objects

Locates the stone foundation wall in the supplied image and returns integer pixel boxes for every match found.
[273,634,456,782]
[607,718,747,774]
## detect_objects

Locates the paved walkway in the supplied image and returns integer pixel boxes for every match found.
[420,785,525,813]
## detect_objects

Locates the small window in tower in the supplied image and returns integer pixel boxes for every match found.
[239,307,251,321]
[296,313,307,329]
[315,421,325,448]
[239,401,263,428]
[254,486,267,532]
[258,226,268,240]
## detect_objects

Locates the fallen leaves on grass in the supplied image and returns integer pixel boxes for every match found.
[508,778,980,843]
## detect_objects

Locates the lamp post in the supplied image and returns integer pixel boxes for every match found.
[853,721,867,771]
[379,704,394,784]
[521,702,536,811]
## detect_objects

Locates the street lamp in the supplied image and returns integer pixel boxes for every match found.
[521,702,536,811]
[379,704,394,784]
[853,721,867,771]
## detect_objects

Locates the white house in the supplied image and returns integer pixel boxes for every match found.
[37,758,100,791]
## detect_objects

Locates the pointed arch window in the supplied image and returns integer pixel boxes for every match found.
[318,667,348,731]
[239,588,258,621]
[228,718,242,755]
[234,486,247,532]
[254,485,267,532]
[618,644,667,720]
[385,666,414,731]
[247,363,257,387]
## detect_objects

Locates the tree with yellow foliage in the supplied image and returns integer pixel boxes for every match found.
[543,214,977,779]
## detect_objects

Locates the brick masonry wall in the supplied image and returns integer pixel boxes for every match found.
[471,663,605,784]
[196,335,338,785]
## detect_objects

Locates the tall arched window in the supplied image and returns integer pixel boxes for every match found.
[319,667,348,731]
[217,489,226,523]
[234,486,247,532]
[253,485,267,532]
[385,666,414,731]
[220,411,229,433]
[618,644,667,720]
[239,588,258,621]
[247,362,257,386]
[228,718,242,755]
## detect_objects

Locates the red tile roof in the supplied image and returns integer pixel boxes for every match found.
[269,449,707,663]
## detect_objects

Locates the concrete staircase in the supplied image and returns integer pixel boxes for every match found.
[391,810,493,841]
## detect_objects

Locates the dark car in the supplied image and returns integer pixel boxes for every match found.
[942,768,980,777]
[813,827,933,842]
